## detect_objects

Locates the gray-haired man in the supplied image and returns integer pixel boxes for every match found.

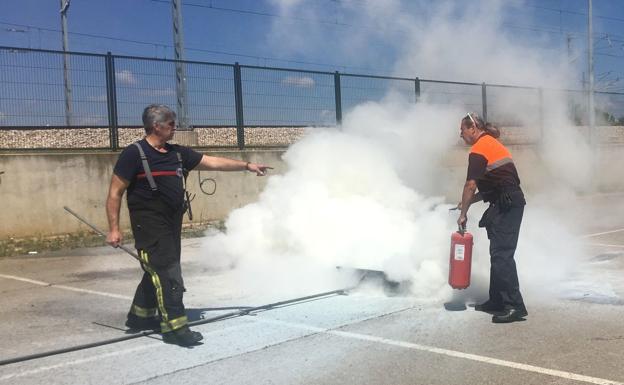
[106,104,270,346]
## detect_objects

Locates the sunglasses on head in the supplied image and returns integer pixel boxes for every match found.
[465,112,477,127]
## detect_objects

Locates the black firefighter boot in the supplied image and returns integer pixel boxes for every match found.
[125,313,161,332]
[162,326,204,347]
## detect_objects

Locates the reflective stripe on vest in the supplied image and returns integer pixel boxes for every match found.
[137,171,179,178]
[469,135,513,173]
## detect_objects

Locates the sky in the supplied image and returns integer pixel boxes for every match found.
[1,0,624,91]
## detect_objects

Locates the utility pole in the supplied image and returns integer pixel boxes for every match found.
[171,0,189,130]
[60,0,73,126]
[566,33,572,63]
[567,33,577,123]
[588,0,595,144]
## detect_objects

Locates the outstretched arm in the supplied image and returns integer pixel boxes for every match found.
[194,154,272,176]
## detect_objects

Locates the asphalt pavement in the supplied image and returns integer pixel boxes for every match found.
[2,194,624,385]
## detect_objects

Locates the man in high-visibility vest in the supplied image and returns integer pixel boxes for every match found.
[457,112,528,323]
[106,104,271,346]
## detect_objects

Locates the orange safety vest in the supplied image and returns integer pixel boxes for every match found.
[469,134,513,173]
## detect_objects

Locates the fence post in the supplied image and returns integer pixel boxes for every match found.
[105,52,119,150]
[538,88,544,141]
[334,71,342,125]
[415,77,421,103]
[481,82,488,121]
[233,62,245,150]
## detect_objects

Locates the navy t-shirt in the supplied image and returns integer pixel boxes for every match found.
[113,139,203,210]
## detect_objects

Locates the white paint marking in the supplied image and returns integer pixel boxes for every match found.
[0,273,132,300]
[253,318,624,385]
[582,228,624,238]
[584,243,624,249]
[0,342,162,381]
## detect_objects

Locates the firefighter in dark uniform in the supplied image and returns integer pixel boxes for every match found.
[106,104,271,346]
[457,112,528,323]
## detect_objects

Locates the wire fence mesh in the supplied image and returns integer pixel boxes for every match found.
[114,57,236,127]
[420,80,483,114]
[341,74,416,113]
[1,47,623,151]
[0,48,108,128]
[595,91,624,125]
[485,85,541,127]
[240,66,336,126]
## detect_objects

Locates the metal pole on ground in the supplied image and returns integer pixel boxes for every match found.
[0,287,351,366]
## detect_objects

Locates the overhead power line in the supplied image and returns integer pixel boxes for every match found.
[0,20,388,72]
[524,4,624,24]
[147,1,624,44]
[2,2,624,72]
[149,0,354,27]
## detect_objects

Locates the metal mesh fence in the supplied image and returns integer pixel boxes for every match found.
[550,89,589,125]
[486,85,541,127]
[0,48,107,127]
[240,66,336,126]
[114,57,236,127]
[341,75,416,113]
[187,62,236,126]
[1,47,624,151]
[595,91,624,125]
[420,80,483,114]
[114,57,177,126]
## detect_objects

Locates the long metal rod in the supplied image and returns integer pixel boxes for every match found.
[0,288,350,367]
[63,206,140,261]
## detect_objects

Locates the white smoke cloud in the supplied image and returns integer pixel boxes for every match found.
[199,0,596,303]
[392,1,570,86]
[201,101,461,300]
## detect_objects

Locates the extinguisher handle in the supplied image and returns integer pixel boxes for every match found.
[458,224,466,235]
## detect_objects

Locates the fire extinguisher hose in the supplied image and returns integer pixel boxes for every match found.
[0,288,351,367]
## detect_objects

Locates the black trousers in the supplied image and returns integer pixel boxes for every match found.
[479,192,526,310]
[128,198,188,332]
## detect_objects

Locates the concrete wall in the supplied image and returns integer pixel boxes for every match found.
[2,126,624,240]
[0,150,287,239]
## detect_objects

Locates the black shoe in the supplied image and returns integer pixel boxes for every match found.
[125,314,161,331]
[162,326,203,347]
[474,300,503,313]
[492,308,528,323]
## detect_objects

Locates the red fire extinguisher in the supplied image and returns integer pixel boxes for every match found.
[449,226,473,289]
